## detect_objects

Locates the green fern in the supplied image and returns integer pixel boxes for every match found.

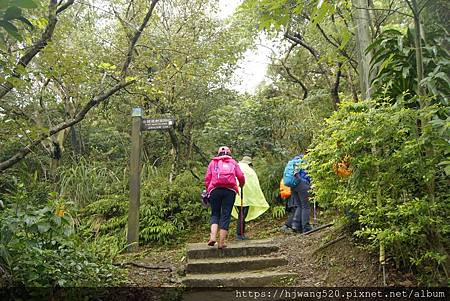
[271,205,286,219]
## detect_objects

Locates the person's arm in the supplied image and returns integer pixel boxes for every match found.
[204,161,213,188]
[293,159,303,178]
[235,162,245,187]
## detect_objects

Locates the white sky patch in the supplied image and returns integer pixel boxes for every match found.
[217,0,274,95]
[217,0,242,18]
[230,34,275,94]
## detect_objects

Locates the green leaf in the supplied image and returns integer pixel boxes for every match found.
[53,216,62,226]
[13,0,37,9]
[0,31,5,48]
[98,62,116,70]
[0,20,22,41]
[17,16,34,29]
[366,37,385,54]
[402,67,410,79]
[4,6,22,21]
[444,165,450,176]
[0,0,11,10]
[63,227,73,236]
[434,72,450,84]
[125,76,137,82]
[312,1,333,24]
[37,222,51,233]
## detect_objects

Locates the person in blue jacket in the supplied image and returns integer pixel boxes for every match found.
[282,154,312,233]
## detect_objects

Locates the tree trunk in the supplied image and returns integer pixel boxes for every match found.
[168,128,179,183]
[331,63,343,110]
[352,0,374,100]
[411,0,425,101]
[409,0,434,198]
[347,71,359,102]
[70,126,81,155]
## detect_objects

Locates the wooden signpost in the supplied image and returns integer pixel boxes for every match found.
[127,108,175,251]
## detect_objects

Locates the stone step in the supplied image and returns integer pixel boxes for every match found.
[187,239,279,259]
[186,256,287,274]
[182,270,297,287]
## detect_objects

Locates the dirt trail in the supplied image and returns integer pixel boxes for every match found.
[124,218,417,287]
[274,227,380,286]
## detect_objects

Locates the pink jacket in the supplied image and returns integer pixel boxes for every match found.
[204,155,245,194]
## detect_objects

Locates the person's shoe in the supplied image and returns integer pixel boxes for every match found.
[292,227,303,234]
[236,235,249,240]
[302,227,313,234]
[280,225,293,233]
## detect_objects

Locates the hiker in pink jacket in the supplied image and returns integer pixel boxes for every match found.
[204,146,245,249]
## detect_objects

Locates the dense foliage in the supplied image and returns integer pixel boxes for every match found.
[0,181,124,287]
[370,27,450,105]
[308,101,449,284]
[0,0,448,288]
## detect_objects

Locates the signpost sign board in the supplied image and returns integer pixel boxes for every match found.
[142,118,175,130]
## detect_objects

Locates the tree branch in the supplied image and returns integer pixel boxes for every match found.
[331,62,343,110]
[418,0,432,14]
[0,0,74,100]
[255,42,308,99]
[121,0,160,76]
[315,23,358,72]
[56,0,75,14]
[284,32,320,59]
[284,30,332,87]
[0,1,161,172]
[372,0,397,37]
[281,44,308,99]
[178,132,209,164]
[352,4,413,18]
[0,81,134,172]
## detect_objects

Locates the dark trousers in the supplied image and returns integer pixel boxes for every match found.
[289,182,312,233]
[209,188,236,230]
[236,206,249,237]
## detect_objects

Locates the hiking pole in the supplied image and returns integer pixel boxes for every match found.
[380,242,387,287]
[313,198,317,226]
[240,186,244,239]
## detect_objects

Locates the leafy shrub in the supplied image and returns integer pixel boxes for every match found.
[140,170,208,243]
[84,126,130,162]
[0,184,125,287]
[9,244,123,287]
[59,157,124,207]
[82,168,208,245]
[370,27,449,106]
[254,154,286,204]
[82,194,129,238]
[308,101,449,284]
[0,172,52,209]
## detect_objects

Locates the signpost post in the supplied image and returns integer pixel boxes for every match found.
[127,108,175,252]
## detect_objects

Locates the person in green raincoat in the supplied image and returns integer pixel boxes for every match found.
[231,156,270,240]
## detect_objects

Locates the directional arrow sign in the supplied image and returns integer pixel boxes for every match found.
[141,118,175,131]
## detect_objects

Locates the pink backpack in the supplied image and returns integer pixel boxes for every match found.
[213,159,236,187]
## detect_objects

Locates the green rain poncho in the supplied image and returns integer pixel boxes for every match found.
[231,163,270,221]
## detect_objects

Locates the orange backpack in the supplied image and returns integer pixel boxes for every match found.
[279,178,292,199]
